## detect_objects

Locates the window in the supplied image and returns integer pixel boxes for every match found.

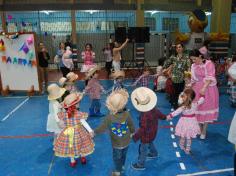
[145,17,156,31]
[162,17,179,31]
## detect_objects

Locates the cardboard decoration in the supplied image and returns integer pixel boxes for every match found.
[0,32,41,93]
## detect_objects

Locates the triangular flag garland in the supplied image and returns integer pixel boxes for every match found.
[1,55,37,67]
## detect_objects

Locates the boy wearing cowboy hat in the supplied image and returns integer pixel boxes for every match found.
[111,70,125,91]
[84,66,105,117]
[54,92,94,167]
[47,84,66,145]
[94,89,135,176]
[131,87,166,170]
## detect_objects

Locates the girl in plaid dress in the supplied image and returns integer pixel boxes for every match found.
[54,93,94,167]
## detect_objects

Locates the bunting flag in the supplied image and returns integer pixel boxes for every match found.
[2,56,7,63]
[26,36,33,45]
[19,42,29,54]
[1,55,37,67]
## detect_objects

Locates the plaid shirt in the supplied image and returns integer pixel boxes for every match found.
[229,85,236,104]
[133,108,166,143]
[163,54,191,83]
[133,74,156,87]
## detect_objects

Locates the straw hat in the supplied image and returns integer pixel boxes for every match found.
[131,87,157,112]
[228,62,236,80]
[47,83,66,100]
[111,70,125,79]
[63,92,83,109]
[106,89,129,114]
[58,77,67,87]
[86,66,100,79]
[66,72,78,82]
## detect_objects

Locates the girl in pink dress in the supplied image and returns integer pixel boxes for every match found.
[189,49,219,139]
[81,43,96,73]
[167,89,204,154]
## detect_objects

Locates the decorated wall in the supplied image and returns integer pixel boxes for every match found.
[0,33,40,91]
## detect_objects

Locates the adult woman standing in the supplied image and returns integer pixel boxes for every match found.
[189,49,219,139]
[163,43,191,109]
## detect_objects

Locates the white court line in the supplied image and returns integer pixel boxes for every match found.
[171,134,175,139]
[176,152,181,158]
[170,127,174,132]
[170,121,173,125]
[1,97,29,122]
[177,168,234,176]
[48,155,55,176]
[173,142,178,148]
[179,163,186,170]
[0,95,45,99]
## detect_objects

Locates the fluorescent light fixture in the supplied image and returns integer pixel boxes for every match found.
[205,12,211,16]
[84,10,99,14]
[40,11,55,15]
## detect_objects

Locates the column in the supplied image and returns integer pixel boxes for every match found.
[136,0,144,27]
[210,0,232,33]
[0,11,7,32]
[70,0,77,44]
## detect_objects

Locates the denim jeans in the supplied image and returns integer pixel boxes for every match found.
[137,142,157,166]
[90,99,101,113]
[113,147,128,172]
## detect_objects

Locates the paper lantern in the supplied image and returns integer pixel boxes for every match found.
[26,36,33,45]
[2,56,7,63]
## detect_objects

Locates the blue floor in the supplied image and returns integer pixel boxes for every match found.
[0,80,235,176]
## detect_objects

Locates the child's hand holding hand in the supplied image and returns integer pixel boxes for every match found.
[57,120,65,129]
[166,115,172,121]
[89,131,95,138]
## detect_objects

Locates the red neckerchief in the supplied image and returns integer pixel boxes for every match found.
[66,105,76,118]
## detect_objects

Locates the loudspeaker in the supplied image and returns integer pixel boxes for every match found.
[128,27,150,43]
[115,27,127,43]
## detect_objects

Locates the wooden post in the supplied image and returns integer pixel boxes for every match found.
[1,11,7,32]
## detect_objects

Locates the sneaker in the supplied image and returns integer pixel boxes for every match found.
[131,163,146,170]
[200,134,206,139]
[111,171,120,176]
[80,157,86,165]
[69,160,77,168]
[147,153,158,159]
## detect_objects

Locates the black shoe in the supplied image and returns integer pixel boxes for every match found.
[131,163,145,171]
[147,153,158,159]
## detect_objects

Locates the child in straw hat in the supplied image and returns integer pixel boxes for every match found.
[111,70,125,91]
[54,93,94,167]
[131,87,166,170]
[66,72,79,93]
[94,89,135,176]
[47,83,66,145]
[84,66,105,117]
